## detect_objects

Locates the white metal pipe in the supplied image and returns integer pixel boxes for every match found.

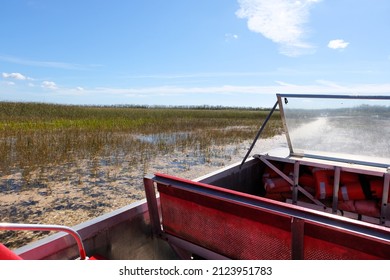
[0,223,86,260]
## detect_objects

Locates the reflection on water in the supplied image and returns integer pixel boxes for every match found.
[134,132,192,144]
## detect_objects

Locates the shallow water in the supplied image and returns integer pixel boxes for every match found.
[134,132,192,145]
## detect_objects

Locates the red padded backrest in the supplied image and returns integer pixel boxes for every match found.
[0,243,23,260]
[154,173,389,259]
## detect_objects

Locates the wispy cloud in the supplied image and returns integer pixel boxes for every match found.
[3,80,389,106]
[0,55,101,70]
[68,81,390,98]
[225,33,239,42]
[41,81,58,90]
[236,0,320,56]
[2,72,33,80]
[126,71,288,80]
[328,39,349,50]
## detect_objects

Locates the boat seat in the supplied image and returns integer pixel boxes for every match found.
[147,172,390,260]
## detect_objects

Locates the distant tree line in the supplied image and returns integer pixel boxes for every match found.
[98,104,272,111]
[0,101,273,111]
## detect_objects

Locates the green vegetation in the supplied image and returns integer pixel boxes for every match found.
[0,102,282,179]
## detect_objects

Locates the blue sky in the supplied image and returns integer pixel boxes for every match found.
[1,0,389,107]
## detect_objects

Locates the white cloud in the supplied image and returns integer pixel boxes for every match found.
[0,55,102,70]
[225,33,239,41]
[41,81,58,90]
[5,80,387,106]
[78,81,390,98]
[328,39,349,49]
[2,72,32,80]
[236,0,320,56]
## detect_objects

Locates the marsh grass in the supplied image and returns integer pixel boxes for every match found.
[0,102,283,248]
[0,102,282,180]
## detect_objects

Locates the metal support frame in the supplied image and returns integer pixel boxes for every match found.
[291,217,305,260]
[259,155,324,207]
[277,94,294,154]
[332,167,341,214]
[0,223,86,260]
[143,176,162,236]
[380,173,390,225]
[292,161,300,204]
[240,100,279,169]
[164,233,231,260]
[258,153,390,226]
